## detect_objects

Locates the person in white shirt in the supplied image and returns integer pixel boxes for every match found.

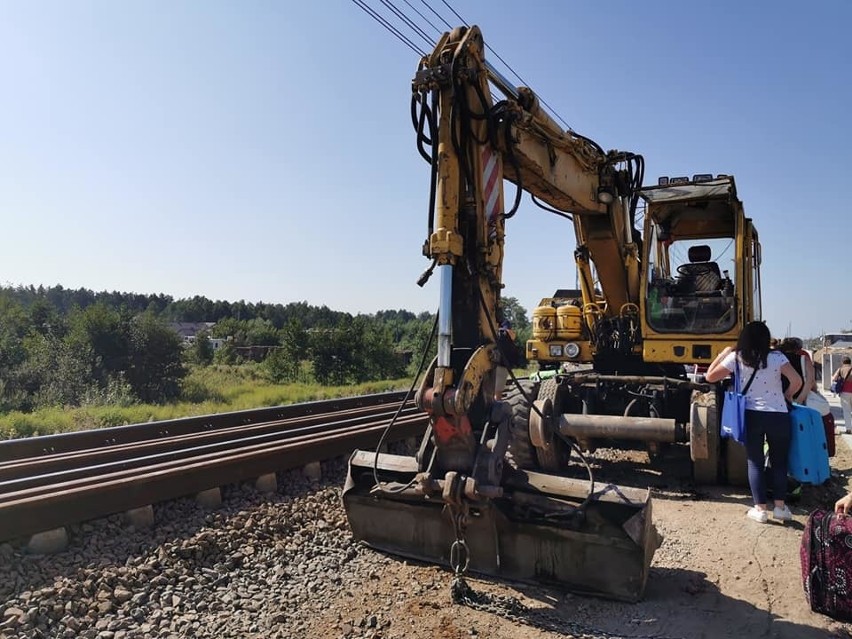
[706,321,802,524]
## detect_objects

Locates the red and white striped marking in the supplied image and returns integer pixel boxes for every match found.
[481,145,501,223]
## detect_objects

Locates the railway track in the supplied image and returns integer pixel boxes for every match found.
[0,391,426,543]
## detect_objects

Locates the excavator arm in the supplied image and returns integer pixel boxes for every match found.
[412,26,643,459]
[343,25,658,603]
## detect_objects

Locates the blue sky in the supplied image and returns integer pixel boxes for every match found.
[0,1,849,339]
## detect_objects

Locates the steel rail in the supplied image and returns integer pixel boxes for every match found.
[0,404,419,487]
[0,391,409,461]
[0,409,427,541]
[1,412,426,504]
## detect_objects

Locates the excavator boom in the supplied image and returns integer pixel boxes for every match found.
[344,25,659,601]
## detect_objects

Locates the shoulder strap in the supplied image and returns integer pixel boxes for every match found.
[742,365,759,395]
[734,354,759,395]
[845,367,852,383]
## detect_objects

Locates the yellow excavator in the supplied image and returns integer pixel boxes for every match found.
[344,25,760,601]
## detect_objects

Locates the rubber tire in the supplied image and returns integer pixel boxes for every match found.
[692,395,720,485]
[505,379,538,470]
[533,378,571,471]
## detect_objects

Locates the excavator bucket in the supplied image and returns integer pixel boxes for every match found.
[343,450,660,602]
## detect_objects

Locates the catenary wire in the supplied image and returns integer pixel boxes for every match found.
[401,0,444,37]
[437,0,575,133]
[366,0,580,140]
[439,0,468,26]
[379,0,436,49]
[420,0,454,30]
[351,0,428,57]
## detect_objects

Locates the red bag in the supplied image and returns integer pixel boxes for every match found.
[801,510,852,621]
[823,413,836,458]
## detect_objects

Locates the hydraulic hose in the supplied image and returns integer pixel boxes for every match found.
[371,311,439,494]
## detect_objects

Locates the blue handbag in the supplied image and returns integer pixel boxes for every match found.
[720,359,758,444]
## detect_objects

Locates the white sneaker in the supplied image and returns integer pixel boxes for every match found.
[773,505,793,522]
[747,507,769,523]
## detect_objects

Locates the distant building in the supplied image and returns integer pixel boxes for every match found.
[168,322,217,344]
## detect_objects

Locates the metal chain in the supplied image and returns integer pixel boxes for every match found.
[448,504,470,576]
[446,504,680,639]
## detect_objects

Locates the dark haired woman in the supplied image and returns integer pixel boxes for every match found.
[706,321,802,524]
[831,356,852,433]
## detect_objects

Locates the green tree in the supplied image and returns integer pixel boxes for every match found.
[500,296,531,345]
[0,294,36,411]
[264,319,307,382]
[244,318,280,347]
[309,328,353,385]
[126,314,186,403]
[64,303,130,387]
[190,330,215,366]
[213,339,238,365]
[20,333,95,408]
[360,320,406,381]
[264,348,296,383]
[499,296,530,333]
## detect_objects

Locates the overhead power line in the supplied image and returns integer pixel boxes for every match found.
[419,0,453,31]
[401,0,443,37]
[350,0,428,57]
[439,0,468,27]
[435,0,574,132]
[378,0,436,49]
[353,0,576,133]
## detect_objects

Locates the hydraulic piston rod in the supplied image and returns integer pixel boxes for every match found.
[558,414,683,443]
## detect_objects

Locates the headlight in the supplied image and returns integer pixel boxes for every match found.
[564,342,580,358]
[548,344,563,357]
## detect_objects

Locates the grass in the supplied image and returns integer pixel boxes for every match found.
[0,364,412,439]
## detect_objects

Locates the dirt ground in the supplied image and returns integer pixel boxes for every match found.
[309,425,852,638]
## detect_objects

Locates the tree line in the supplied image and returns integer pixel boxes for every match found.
[0,285,530,413]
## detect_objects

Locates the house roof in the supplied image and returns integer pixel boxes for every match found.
[168,322,216,338]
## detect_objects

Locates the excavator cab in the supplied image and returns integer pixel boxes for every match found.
[640,175,760,356]
[646,239,734,333]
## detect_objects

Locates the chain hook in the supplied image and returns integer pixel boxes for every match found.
[448,500,472,578]
[449,538,470,575]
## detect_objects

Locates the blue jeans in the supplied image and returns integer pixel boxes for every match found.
[744,409,792,505]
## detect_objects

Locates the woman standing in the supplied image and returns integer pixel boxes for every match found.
[832,357,852,433]
[706,321,802,523]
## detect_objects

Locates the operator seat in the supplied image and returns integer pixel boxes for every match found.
[678,245,722,294]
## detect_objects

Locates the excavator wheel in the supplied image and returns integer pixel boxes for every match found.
[504,379,538,470]
[531,378,572,472]
[691,393,720,485]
